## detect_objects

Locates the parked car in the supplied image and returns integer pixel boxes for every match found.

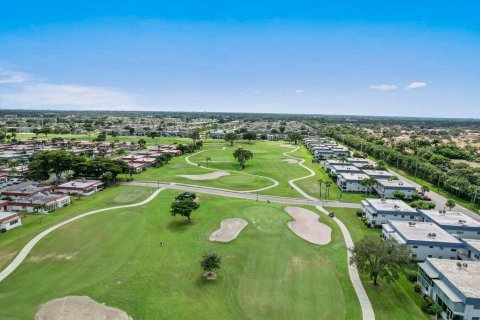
[329,211,335,218]
[175,192,196,200]
[421,196,432,201]
[10,178,22,184]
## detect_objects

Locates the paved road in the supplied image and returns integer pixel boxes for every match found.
[390,170,480,222]
[124,181,362,209]
[0,188,165,283]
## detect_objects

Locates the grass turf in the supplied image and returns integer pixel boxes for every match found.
[0,190,360,320]
[328,207,429,320]
[0,185,155,270]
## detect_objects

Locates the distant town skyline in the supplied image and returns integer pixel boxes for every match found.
[0,1,479,117]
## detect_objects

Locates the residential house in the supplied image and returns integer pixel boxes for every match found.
[361,198,420,226]
[420,210,480,240]
[417,258,480,320]
[382,220,463,261]
[374,179,416,199]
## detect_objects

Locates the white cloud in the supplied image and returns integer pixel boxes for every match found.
[293,89,305,94]
[0,68,141,110]
[0,69,30,84]
[369,84,398,91]
[405,82,427,90]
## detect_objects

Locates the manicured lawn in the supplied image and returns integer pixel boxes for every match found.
[134,140,310,197]
[292,146,373,203]
[0,190,360,320]
[328,207,429,320]
[0,185,155,270]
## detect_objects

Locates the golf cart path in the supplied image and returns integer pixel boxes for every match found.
[281,145,375,320]
[0,188,165,283]
[184,149,279,193]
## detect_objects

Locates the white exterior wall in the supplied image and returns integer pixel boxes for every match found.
[445,229,480,240]
[464,304,480,319]
[0,217,21,231]
[366,211,418,225]
[337,178,368,192]
[381,188,415,199]
[407,244,459,261]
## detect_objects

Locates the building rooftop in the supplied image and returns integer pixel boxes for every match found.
[331,165,362,172]
[1,182,53,196]
[57,179,103,189]
[427,258,480,300]
[338,172,370,181]
[376,179,416,189]
[462,239,480,253]
[0,211,19,223]
[388,220,462,245]
[362,170,394,177]
[420,210,480,229]
[364,198,417,213]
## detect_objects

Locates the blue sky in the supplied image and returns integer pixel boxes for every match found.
[0,1,479,117]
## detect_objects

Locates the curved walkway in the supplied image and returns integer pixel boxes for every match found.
[184,149,279,193]
[282,145,375,320]
[0,188,165,283]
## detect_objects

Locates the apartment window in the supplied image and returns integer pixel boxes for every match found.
[428,255,433,258]
[9,219,18,226]
[382,214,386,217]
[473,305,480,310]
[456,231,464,235]
[451,249,457,252]
[439,247,444,250]
[412,246,418,249]
[410,215,414,219]
[438,256,443,259]
[472,317,479,320]
[401,215,405,218]
[429,246,434,249]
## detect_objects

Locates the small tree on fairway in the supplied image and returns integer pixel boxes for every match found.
[224,132,237,146]
[286,131,303,145]
[170,198,199,222]
[201,252,221,279]
[190,129,201,145]
[446,199,456,211]
[350,236,411,286]
[233,147,253,169]
[205,156,211,167]
[318,179,324,198]
[242,132,256,144]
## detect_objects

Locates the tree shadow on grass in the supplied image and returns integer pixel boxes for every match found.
[166,219,193,232]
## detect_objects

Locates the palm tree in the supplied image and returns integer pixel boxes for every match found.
[318,179,324,198]
[361,177,377,195]
[445,199,456,211]
[325,181,332,199]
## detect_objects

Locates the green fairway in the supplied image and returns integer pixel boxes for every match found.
[134,140,311,197]
[0,185,155,270]
[328,207,429,320]
[0,190,360,320]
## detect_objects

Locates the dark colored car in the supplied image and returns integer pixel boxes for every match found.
[329,211,335,218]
[175,192,197,200]
[421,196,432,201]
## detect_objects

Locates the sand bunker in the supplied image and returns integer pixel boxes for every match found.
[285,206,332,245]
[209,218,248,242]
[179,170,230,180]
[283,158,298,164]
[36,296,132,320]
